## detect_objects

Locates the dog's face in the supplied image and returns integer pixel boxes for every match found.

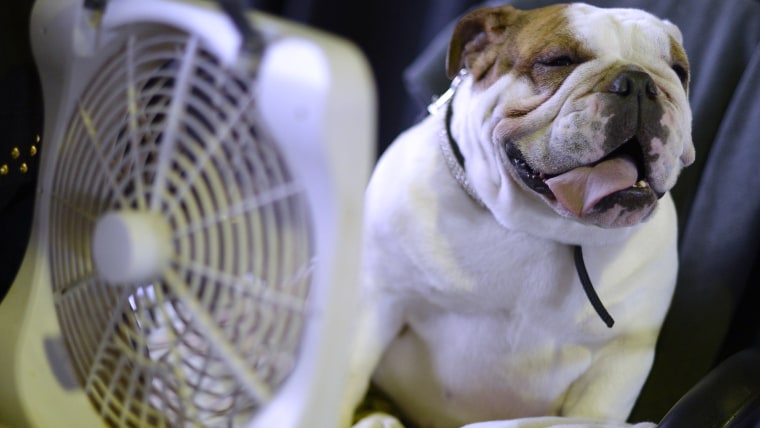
[447,3,695,228]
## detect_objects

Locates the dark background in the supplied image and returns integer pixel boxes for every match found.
[250,0,487,151]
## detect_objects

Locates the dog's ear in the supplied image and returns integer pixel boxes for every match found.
[446,6,517,79]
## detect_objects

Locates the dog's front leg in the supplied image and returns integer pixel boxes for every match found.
[339,284,407,428]
[352,412,405,428]
[559,329,661,421]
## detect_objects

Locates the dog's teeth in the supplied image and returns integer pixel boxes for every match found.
[633,180,649,189]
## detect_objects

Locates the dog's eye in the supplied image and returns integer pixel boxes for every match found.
[537,55,576,67]
[671,63,689,84]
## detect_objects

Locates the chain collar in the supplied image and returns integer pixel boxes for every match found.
[429,71,485,208]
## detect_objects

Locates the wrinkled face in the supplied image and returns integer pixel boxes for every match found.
[447,3,694,228]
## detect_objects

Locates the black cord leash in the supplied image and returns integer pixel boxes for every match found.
[573,245,615,328]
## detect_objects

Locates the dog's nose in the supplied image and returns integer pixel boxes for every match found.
[608,70,658,99]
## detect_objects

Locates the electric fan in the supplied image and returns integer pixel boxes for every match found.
[0,0,375,426]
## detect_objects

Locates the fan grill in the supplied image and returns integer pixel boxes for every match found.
[48,26,314,427]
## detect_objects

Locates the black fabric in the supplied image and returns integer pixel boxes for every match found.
[400,0,760,422]
[657,348,760,428]
[0,0,42,303]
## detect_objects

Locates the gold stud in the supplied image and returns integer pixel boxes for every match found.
[10,147,20,159]
[19,163,28,174]
[30,145,37,157]
[35,134,41,143]
[0,164,8,175]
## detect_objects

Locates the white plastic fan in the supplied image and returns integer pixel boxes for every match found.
[0,0,375,427]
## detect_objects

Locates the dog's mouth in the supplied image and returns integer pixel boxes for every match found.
[506,139,662,218]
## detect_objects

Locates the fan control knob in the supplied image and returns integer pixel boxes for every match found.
[91,211,172,284]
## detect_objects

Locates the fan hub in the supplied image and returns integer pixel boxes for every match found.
[91,211,172,284]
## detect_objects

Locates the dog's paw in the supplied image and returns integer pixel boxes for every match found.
[352,412,405,428]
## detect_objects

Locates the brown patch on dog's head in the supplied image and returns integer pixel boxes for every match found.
[446,4,593,91]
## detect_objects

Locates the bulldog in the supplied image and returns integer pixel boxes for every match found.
[344,3,694,428]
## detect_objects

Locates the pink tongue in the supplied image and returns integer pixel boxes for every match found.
[545,156,638,217]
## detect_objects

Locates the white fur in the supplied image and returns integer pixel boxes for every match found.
[343,4,689,428]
